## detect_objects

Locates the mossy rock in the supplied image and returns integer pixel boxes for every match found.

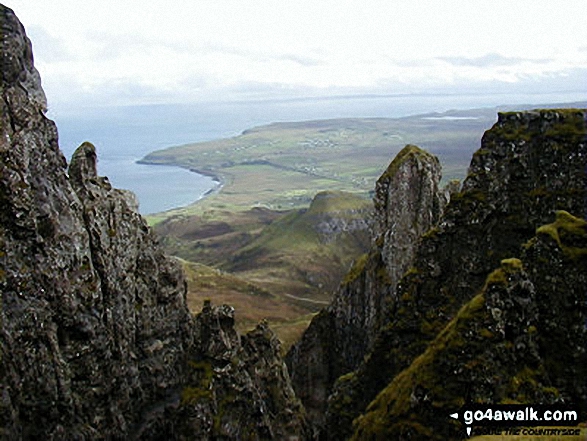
[377,144,439,183]
[535,210,587,260]
[342,253,369,285]
[180,360,214,405]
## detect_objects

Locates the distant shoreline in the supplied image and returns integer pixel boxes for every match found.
[137,100,587,215]
[135,159,225,209]
[191,167,224,201]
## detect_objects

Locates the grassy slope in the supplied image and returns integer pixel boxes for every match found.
[162,191,372,348]
[145,103,586,347]
[153,206,287,265]
[160,191,372,296]
[141,109,499,218]
[224,191,372,303]
[181,260,314,350]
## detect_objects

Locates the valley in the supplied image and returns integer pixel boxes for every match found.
[3,3,586,439]
[140,103,584,347]
[140,110,500,348]
[155,190,373,349]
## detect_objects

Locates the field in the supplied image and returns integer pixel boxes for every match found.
[142,104,582,346]
[141,108,502,218]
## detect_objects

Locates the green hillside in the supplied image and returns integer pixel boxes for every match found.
[157,191,372,304]
[156,191,372,346]
[144,103,586,347]
[141,108,500,216]
[223,191,372,303]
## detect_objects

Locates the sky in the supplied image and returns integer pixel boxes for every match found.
[6,0,587,114]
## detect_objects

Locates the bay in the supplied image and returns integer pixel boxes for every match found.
[51,91,587,214]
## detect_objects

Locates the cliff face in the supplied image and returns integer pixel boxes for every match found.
[286,145,445,428]
[0,7,193,438]
[289,108,587,439]
[0,6,307,440]
[358,108,587,393]
[348,110,586,439]
[353,211,587,440]
[173,302,308,440]
[372,145,444,284]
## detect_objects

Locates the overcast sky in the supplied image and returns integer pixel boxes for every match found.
[7,0,587,113]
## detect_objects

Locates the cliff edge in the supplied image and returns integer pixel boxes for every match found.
[0,6,307,440]
[288,108,587,439]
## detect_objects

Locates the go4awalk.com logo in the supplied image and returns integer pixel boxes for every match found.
[449,404,579,437]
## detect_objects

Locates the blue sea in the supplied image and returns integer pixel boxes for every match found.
[51,92,586,214]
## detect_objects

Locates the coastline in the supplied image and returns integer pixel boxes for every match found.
[135,158,226,213]
[136,100,587,216]
[192,168,225,200]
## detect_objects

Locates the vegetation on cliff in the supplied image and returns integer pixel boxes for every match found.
[291,108,587,440]
[0,7,309,439]
[352,211,586,440]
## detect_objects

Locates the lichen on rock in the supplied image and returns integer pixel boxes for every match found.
[352,212,586,440]
[0,6,309,440]
[286,144,445,431]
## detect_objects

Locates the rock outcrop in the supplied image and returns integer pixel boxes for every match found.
[353,211,587,439]
[308,191,371,244]
[288,108,587,439]
[1,6,192,436]
[372,145,444,284]
[345,110,587,439]
[172,301,308,440]
[0,6,307,440]
[286,145,445,429]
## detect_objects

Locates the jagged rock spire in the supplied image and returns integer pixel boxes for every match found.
[286,143,445,430]
[373,144,443,290]
[69,142,99,184]
[1,6,309,439]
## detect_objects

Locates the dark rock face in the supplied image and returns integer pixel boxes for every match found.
[173,302,308,440]
[0,6,307,440]
[325,109,587,440]
[3,6,585,440]
[289,108,587,439]
[352,211,587,440]
[372,145,444,284]
[286,145,445,430]
[0,6,192,438]
[366,108,587,391]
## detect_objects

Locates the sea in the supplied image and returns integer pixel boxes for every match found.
[50,92,587,214]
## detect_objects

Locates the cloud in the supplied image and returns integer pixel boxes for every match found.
[438,53,551,68]
[26,25,72,62]
[273,53,324,67]
[14,0,586,113]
